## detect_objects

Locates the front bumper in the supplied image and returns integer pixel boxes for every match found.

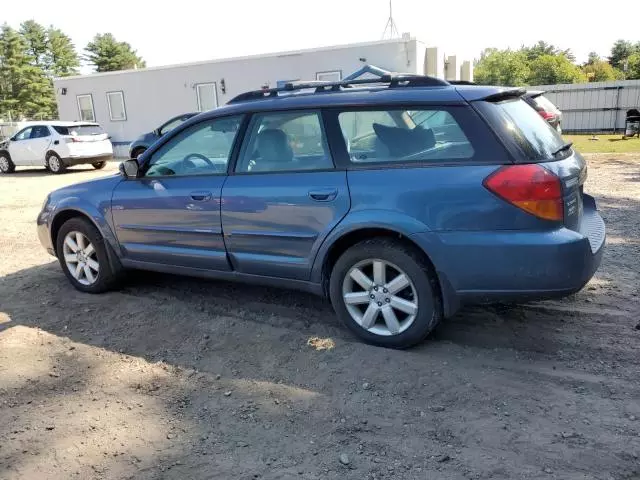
[37,208,55,256]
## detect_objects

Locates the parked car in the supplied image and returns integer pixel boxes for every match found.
[37,75,605,348]
[0,121,112,174]
[129,112,198,159]
[524,91,563,133]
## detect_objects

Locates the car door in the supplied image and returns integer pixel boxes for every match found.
[221,110,350,281]
[7,127,34,166]
[111,115,244,271]
[27,125,53,165]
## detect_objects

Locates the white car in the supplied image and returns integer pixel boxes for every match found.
[0,121,113,174]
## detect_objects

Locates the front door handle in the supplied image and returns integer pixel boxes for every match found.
[309,188,338,202]
[190,191,212,202]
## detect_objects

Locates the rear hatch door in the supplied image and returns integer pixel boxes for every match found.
[56,124,113,156]
[472,93,586,231]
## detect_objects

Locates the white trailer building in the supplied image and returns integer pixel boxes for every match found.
[53,36,470,156]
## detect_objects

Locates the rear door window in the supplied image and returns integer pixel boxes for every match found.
[480,98,566,161]
[338,108,476,164]
[30,126,51,138]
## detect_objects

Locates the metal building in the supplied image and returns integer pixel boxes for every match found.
[53,36,470,157]
[529,80,640,134]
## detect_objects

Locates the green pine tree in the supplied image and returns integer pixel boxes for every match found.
[46,27,80,78]
[84,33,146,72]
[20,20,48,68]
[0,24,56,120]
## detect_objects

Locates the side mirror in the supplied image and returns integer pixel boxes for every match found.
[153,128,161,136]
[120,159,140,178]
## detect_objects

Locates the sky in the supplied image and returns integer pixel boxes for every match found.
[2,0,636,72]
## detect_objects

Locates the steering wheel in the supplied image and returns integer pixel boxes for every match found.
[182,153,224,173]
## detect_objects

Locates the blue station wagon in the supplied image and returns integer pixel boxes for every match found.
[37,75,605,348]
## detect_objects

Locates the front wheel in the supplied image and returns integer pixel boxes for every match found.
[0,153,15,173]
[56,217,121,293]
[329,238,442,348]
[92,161,107,169]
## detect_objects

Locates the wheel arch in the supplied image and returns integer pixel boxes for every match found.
[50,207,123,273]
[318,226,444,301]
[51,209,100,255]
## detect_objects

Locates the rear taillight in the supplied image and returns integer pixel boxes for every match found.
[484,164,564,221]
[538,110,555,121]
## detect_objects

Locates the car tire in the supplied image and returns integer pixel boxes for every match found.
[92,161,107,170]
[46,152,66,174]
[329,238,442,348]
[0,152,15,173]
[56,217,122,293]
[131,147,146,159]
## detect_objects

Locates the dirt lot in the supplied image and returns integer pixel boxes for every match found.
[1,157,639,480]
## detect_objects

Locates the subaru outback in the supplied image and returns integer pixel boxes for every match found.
[37,75,605,348]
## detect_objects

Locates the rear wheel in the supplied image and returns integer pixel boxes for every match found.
[46,152,66,174]
[56,217,122,293]
[329,238,442,348]
[0,153,15,173]
[92,161,107,169]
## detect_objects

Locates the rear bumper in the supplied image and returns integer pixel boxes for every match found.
[62,153,113,166]
[411,199,605,314]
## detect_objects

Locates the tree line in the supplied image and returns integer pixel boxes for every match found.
[0,20,145,120]
[474,40,640,86]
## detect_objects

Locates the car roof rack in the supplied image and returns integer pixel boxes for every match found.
[228,74,451,104]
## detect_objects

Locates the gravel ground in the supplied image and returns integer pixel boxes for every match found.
[0,157,639,480]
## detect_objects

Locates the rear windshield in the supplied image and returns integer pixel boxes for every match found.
[483,98,566,161]
[52,124,105,136]
[532,95,560,113]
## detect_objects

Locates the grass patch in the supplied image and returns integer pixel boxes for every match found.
[565,134,640,154]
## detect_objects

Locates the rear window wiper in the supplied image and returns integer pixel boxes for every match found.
[552,142,573,156]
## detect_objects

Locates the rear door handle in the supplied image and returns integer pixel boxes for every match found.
[308,188,338,202]
[190,191,212,202]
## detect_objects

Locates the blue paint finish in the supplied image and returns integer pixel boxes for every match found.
[111,175,230,271]
[221,171,350,280]
[346,167,552,232]
[40,175,124,254]
[37,81,606,320]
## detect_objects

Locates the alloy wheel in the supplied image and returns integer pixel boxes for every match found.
[48,156,60,172]
[0,156,9,172]
[62,231,100,285]
[342,259,418,336]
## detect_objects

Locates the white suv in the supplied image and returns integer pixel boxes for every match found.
[0,121,113,174]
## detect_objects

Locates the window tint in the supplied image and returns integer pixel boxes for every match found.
[30,126,50,138]
[52,125,105,136]
[159,116,191,136]
[485,98,565,161]
[145,116,243,177]
[532,95,559,113]
[236,111,333,173]
[14,127,33,140]
[339,109,474,164]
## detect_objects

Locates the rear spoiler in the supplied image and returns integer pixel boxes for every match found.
[482,88,527,102]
